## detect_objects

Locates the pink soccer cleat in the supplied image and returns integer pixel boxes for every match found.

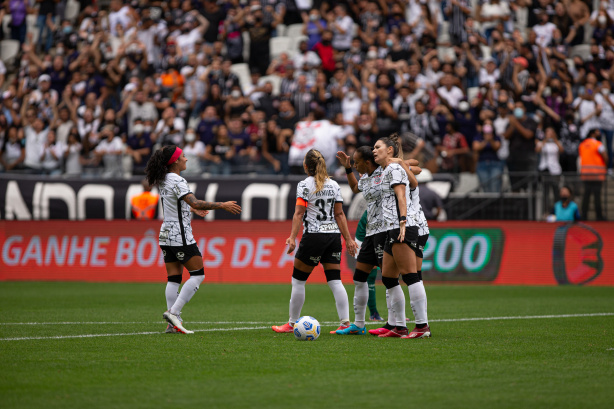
[402,325,432,339]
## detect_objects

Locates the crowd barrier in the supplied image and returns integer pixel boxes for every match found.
[0,221,611,286]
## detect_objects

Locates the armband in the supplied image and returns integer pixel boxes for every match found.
[399,216,407,223]
[345,167,353,174]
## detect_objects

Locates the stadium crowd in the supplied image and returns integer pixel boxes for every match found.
[0,0,612,193]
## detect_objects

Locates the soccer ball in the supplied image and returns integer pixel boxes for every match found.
[293,316,321,341]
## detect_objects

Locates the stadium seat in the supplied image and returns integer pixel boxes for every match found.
[230,63,251,93]
[480,45,492,60]
[258,75,282,96]
[2,15,11,39]
[570,44,591,60]
[0,39,20,65]
[26,14,39,44]
[437,21,451,45]
[438,47,456,62]
[290,35,308,52]
[65,1,81,24]
[467,87,479,102]
[286,23,304,39]
[242,31,250,61]
[270,36,292,59]
[276,23,287,37]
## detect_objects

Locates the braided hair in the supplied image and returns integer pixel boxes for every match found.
[377,132,404,159]
[304,149,328,193]
[145,145,179,187]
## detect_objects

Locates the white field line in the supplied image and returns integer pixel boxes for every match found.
[0,312,612,342]
[2,312,614,327]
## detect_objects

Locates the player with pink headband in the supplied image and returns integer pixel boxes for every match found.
[145,145,242,334]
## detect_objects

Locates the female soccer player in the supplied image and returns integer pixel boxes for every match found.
[372,134,430,338]
[334,146,388,335]
[272,149,358,334]
[145,145,242,334]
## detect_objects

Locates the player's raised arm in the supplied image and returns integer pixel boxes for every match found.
[182,193,242,214]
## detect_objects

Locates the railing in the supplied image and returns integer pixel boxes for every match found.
[443,171,611,221]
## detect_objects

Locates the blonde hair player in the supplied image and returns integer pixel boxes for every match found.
[272,149,358,334]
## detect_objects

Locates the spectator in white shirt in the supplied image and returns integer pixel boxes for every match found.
[23,117,49,172]
[573,83,603,139]
[341,87,362,125]
[532,9,557,48]
[108,0,134,37]
[175,11,210,56]
[329,4,354,51]
[40,129,66,175]
[182,129,207,175]
[479,57,500,87]
[437,74,465,109]
[95,126,124,178]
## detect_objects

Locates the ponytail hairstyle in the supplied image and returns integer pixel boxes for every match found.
[304,149,329,193]
[145,145,179,187]
[377,132,404,159]
[356,145,375,166]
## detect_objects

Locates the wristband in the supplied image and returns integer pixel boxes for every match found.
[399,216,407,222]
[345,167,353,174]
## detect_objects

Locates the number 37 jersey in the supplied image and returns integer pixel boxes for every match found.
[297,176,343,234]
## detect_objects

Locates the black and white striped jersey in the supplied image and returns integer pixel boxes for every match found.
[158,173,195,246]
[297,176,344,234]
[357,166,386,237]
[411,186,429,236]
[381,163,418,230]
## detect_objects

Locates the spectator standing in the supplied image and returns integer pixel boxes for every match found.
[446,0,472,46]
[579,128,608,221]
[39,129,65,175]
[596,81,614,172]
[206,125,234,175]
[8,0,28,44]
[536,126,564,209]
[63,129,82,177]
[23,117,49,172]
[504,101,537,191]
[182,129,206,176]
[303,8,327,51]
[0,126,25,172]
[95,127,124,179]
[328,4,354,52]
[473,123,502,192]
[573,83,603,140]
[131,179,159,220]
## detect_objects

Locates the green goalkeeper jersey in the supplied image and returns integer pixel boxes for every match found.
[355,210,368,242]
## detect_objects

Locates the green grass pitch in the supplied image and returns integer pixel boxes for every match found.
[0,282,613,409]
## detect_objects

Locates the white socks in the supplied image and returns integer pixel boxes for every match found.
[328,279,350,324]
[388,285,406,326]
[408,281,428,325]
[165,282,180,311]
[289,278,306,324]
[353,281,368,328]
[170,275,204,316]
[385,288,396,326]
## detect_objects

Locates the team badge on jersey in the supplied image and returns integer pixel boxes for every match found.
[177,252,185,260]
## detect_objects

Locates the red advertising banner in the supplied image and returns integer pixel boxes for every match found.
[0,221,612,285]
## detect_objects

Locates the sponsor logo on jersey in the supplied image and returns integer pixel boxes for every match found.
[309,256,321,264]
[319,223,338,232]
[162,250,167,257]
[331,252,341,261]
[177,252,185,260]
[375,244,384,256]
[159,231,169,241]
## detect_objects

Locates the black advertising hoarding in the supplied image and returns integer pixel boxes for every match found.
[0,174,359,221]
